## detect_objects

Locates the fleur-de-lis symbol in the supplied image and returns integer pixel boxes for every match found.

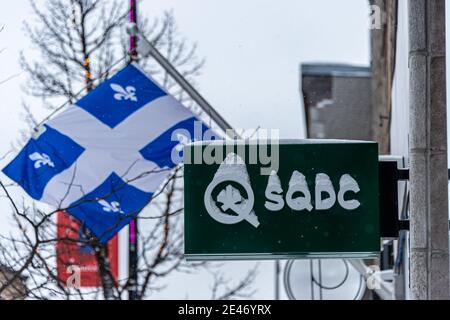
[29,152,55,169]
[98,199,125,214]
[111,83,137,102]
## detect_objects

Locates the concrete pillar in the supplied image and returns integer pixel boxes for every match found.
[409,0,449,300]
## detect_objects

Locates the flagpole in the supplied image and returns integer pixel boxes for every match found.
[128,0,139,301]
[130,24,237,138]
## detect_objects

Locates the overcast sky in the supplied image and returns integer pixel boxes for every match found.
[0,0,370,299]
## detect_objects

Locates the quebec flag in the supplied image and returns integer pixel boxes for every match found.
[3,63,215,242]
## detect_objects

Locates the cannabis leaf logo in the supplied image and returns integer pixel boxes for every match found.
[216,184,244,213]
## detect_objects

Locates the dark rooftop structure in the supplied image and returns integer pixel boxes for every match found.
[301,63,373,140]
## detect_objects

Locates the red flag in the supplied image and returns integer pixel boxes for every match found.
[56,211,119,287]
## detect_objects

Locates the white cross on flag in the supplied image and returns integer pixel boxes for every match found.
[3,63,217,242]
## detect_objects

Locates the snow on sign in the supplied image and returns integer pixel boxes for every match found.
[184,140,380,260]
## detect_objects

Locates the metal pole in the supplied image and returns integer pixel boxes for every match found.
[128,0,139,301]
[129,0,138,62]
[409,0,449,300]
[274,261,280,300]
[125,5,238,301]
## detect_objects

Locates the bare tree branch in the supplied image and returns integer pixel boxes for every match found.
[0,0,257,300]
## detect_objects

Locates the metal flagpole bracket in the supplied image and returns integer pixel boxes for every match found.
[379,156,409,238]
[127,25,238,139]
[379,157,450,238]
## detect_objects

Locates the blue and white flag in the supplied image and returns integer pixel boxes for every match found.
[3,63,216,242]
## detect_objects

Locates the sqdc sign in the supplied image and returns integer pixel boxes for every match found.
[184,140,380,260]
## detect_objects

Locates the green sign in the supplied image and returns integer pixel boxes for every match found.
[184,140,380,260]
